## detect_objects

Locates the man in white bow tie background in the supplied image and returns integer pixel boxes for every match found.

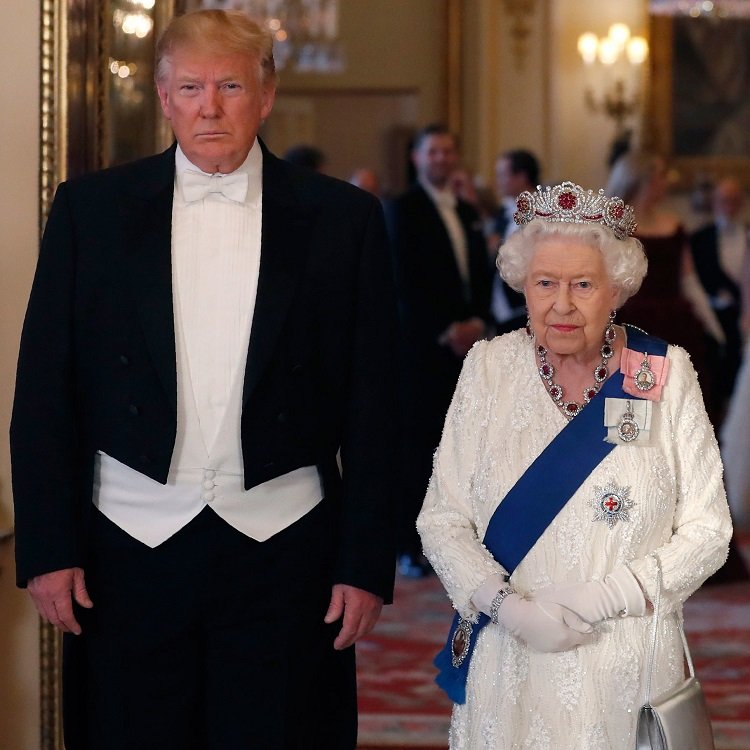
[385,124,491,578]
[11,9,397,749]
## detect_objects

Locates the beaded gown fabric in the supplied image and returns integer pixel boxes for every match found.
[417,330,731,750]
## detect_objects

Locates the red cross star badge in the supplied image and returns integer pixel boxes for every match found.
[592,481,634,529]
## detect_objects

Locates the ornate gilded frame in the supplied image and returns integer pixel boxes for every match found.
[39,3,66,745]
[39,4,175,746]
[647,13,750,189]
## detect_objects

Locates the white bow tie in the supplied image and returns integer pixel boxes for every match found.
[180,169,249,203]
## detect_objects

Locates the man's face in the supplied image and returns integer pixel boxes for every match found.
[714,179,744,221]
[495,157,529,199]
[411,133,459,189]
[157,46,275,174]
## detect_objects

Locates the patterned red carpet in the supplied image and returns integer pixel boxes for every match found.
[356,533,750,749]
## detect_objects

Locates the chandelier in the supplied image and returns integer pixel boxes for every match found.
[112,0,156,39]
[577,23,649,137]
[650,0,750,16]
[189,0,345,73]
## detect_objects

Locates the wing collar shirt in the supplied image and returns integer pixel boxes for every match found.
[93,140,322,547]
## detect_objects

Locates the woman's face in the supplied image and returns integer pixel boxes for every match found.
[642,158,668,204]
[524,236,619,359]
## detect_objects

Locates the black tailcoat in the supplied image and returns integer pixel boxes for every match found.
[11,142,398,602]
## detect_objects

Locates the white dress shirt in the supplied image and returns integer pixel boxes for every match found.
[421,179,470,294]
[93,140,322,547]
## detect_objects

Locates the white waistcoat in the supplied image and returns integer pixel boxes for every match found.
[93,142,322,547]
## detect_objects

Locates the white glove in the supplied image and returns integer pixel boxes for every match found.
[498,593,595,652]
[470,575,594,652]
[531,565,647,624]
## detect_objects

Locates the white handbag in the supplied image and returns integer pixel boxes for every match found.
[635,556,715,750]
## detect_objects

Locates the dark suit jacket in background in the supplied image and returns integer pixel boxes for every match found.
[11,142,398,603]
[385,184,491,553]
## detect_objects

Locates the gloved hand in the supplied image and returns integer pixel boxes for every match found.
[497,593,595,652]
[531,565,647,624]
[470,574,594,652]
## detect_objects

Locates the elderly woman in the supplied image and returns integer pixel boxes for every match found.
[417,181,732,749]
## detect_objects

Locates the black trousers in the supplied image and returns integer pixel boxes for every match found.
[63,502,356,750]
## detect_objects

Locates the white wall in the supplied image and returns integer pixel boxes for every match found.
[0,2,42,748]
[549,0,648,189]
[461,0,552,186]
[278,0,448,123]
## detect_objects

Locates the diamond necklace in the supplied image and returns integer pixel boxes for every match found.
[536,325,615,419]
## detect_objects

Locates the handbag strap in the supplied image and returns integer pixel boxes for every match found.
[644,554,696,704]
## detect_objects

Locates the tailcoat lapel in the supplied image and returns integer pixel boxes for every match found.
[117,142,311,414]
[242,146,313,406]
[120,146,178,413]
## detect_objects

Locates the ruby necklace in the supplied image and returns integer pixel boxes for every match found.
[536,325,615,419]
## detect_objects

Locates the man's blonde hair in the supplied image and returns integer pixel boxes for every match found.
[155,9,277,87]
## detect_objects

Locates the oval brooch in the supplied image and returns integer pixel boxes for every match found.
[451,618,474,668]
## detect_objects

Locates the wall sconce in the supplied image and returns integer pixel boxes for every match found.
[577,23,649,138]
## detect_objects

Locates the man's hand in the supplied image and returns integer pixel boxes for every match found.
[323,584,383,650]
[439,318,486,358]
[27,567,93,635]
[449,168,480,207]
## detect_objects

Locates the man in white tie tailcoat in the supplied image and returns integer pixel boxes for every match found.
[11,9,397,749]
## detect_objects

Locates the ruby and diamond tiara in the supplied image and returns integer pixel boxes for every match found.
[513,181,637,240]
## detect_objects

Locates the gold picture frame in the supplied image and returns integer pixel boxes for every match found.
[647,13,750,189]
[39,3,176,745]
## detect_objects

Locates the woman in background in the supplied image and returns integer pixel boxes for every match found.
[608,153,748,580]
[606,152,723,379]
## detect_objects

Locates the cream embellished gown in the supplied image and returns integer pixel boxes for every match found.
[417,329,732,750]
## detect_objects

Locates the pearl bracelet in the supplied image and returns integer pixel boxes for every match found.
[489,586,516,625]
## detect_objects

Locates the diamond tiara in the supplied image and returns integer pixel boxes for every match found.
[513,181,637,240]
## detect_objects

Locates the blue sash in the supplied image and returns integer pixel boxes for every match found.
[434,326,667,703]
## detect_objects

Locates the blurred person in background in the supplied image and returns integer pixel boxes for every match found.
[349,167,382,198]
[606,151,724,416]
[690,176,748,420]
[720,253,750,527]
[490,149,541,334]
[386,123,491,578]
[282,143,327,172]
